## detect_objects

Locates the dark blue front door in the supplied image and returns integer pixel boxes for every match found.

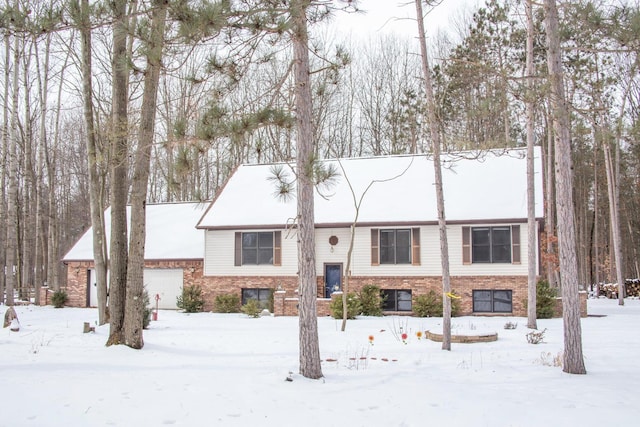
[324,264,342,298]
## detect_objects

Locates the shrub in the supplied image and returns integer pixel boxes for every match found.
[413,290,461,317]
[413,290,442,317]
[142,289,151,329]
[214,293,241,313]
[329,293,361,320]
[241,299,262,318]
[536,279,557,319]
[176,285,205,313]
[358,285,385,316]
[526,328,547,344]
[51,289,68,308]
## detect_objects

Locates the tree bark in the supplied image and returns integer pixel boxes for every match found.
[124,0,169,349]
[415,0,452,351]
[525,0,538,330]
[78,0,109,324]
[33,33,52,306]
[106,0,130,346]
[292,0,323,380]
[543,0,586,375]
[5,30,21,306]
[1,26,11,303]
[603,142,624,305]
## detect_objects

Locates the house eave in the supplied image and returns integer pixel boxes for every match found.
[199,217,544,231]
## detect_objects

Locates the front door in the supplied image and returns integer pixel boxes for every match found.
[324,264,342,298]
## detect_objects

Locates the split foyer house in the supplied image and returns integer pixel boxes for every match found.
[58,147,567,317]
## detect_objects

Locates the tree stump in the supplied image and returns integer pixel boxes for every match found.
[3,307,19,329]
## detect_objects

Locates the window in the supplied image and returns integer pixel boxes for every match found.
[472,290,513,313]
[241,288,272,309]
[382,289,412,312]
[380,229,411,264]
[463,225,520,264]
[234,231,281,266]
[371,228,420,266]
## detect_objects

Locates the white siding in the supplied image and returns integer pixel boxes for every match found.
[204,222,538,277]
[204,229,297,276]
[447,223,535,276]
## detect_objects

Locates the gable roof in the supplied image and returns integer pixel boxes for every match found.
[63,202,209,262]
[197,147,544,229]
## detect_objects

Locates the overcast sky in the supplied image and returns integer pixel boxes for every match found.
[328,0,481,41]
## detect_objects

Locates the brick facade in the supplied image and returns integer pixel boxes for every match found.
[57,262,586,318]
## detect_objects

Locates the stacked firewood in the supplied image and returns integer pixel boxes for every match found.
[626,279,640,297]
[597,280,640,298]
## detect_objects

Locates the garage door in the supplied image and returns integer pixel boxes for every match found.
[144,269,183,309]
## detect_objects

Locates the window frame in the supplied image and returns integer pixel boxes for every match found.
[234,231,281,266]
[471,226,512,264]
[472,289,513,313]
[241,288,272,310]
[371,227,420,266]
[381,289,413,312]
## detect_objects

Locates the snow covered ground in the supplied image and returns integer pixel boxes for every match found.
[2,298,639,427]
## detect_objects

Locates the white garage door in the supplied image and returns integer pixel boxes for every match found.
[144,269,183,310]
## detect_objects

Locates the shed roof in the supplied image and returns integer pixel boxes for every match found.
[197,147,544,229]
[63,202,209,262]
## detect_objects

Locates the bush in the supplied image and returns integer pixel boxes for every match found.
[329,293,361,320]
[241,299,262,318]
[142,289,151,329]
[358,285,385,316]
[176,285,205,313]
[214,293,241,313]
[413,290,461,317]
[413,290,442,317]
[51,289,68,308]
[536,279,557,319]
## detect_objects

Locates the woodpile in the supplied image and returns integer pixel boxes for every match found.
[626,279,640,297]
[597,280,640,298]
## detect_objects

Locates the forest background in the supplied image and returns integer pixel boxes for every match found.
[0,0,638,308]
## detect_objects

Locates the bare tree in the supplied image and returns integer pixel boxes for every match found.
[525,0,537,330]
[72,0,109,323]
[415,0,452,351]
[5,24,21,306]
[543,0,586,375]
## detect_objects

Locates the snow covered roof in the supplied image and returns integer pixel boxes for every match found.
[197,147,544,229]
[63,202,209,262]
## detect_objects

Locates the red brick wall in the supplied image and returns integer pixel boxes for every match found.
[60,262,586,318]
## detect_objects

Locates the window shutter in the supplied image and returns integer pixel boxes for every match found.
[511,225,521,264]
[371,228,379,266]
[411,228,421,266]
[234,232,242,266]
[462,226,471,265]
[273,231,282,266]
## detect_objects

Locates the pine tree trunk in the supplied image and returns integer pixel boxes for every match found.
[124,0,168,349]
[525,0,538,330]
[544,0,586,375]
[292,0,323,380]
[415,0,451,351]
[544,114,558,287]
[106,0,130,346]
